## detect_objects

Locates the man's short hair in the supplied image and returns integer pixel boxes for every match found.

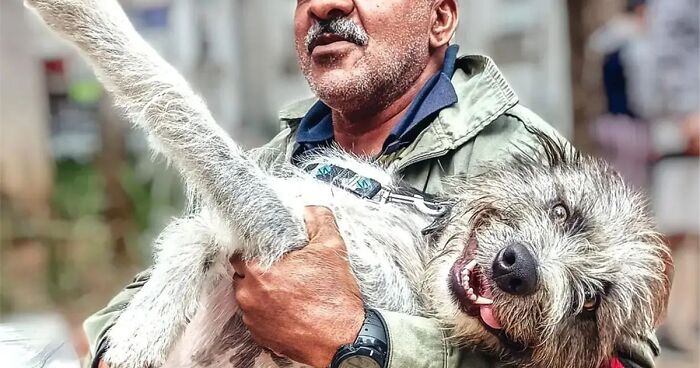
[625,0,646,13]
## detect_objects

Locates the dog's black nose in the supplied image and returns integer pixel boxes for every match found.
[492,243,538,295]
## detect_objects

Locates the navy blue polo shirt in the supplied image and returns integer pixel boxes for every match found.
[294,45,460,158]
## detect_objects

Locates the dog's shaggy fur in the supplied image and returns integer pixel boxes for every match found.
[26,1,672,367]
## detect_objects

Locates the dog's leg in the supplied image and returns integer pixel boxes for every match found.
[103,213,228,368]
[163,279,265,368]
[24,0,307,265]
[24,1,308,366]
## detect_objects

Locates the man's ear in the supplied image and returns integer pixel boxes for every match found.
[429,0,458,49]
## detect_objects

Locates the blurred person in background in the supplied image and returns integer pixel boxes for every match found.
[81,0,662,367]
[589,0,700,358]
[647,0,700,357]
[588,0,655,189]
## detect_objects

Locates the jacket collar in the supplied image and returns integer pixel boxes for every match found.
[278,55,519,169]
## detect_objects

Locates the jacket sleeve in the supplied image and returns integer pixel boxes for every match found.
[83,270,151,367]
[377,309,493,368]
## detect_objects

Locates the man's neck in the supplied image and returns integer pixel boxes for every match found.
[331,53,446,156]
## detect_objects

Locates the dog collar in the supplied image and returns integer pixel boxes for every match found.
[305,163,448,217]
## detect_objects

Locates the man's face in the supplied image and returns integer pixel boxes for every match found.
[294,0,433,112]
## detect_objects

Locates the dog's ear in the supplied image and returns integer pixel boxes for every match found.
[654,239,674,327]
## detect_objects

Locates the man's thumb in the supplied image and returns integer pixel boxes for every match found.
[303,206,342,243]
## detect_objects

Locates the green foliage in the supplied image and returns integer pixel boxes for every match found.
[1,154,184,314]
[51,159,104,220]
[51,157,184,234]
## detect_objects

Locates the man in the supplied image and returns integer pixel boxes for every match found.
[85,0,660,367]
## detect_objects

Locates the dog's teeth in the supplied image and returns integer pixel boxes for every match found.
[466,260,477,271]
[473,296,493,305]
[467,288,474,295]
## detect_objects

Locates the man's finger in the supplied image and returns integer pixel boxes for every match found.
[231,255,256,288]
[230,255,247,276]
[303,205,341,241]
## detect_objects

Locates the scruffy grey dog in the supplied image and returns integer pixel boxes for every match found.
[26,1,672,368]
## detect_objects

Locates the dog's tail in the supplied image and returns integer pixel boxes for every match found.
[26,0,307,264]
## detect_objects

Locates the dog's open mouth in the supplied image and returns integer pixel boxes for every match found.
[449,235,503,330]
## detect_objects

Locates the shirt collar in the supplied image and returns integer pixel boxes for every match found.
[296,102,333,145]
[383,44,459,153]
[295,45,460,154]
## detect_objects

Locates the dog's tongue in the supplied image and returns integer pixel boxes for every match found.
[479,305,502,330]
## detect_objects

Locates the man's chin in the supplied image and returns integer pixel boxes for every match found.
[307,71,371,105]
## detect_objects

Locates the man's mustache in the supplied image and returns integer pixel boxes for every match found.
[305,17,369,53]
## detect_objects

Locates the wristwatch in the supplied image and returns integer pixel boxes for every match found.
[330,309,389,368]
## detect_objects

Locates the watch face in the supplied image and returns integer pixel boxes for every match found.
[339,355,381,368]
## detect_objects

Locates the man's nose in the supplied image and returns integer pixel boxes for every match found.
[307,0,355,21]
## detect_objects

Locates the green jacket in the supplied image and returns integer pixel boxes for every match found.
[84,55,659,368]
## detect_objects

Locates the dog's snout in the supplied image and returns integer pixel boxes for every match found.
[492,243,538,295]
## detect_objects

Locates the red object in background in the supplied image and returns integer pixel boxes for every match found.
[42,58,69,125]
[43,58,69,96]
[44,59,65,74]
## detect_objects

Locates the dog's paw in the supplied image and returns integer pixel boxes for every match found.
[24,0,129,43]
[24,0,93,29]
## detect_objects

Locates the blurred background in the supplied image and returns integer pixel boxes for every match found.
[0,0,698,366]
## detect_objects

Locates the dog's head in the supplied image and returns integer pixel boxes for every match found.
[425,131,671,368]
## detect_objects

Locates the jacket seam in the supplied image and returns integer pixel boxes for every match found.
[452,98,519,150]
[483,59,517,104]
[503,111,536,132]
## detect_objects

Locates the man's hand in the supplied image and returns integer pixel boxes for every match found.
[231,206,365,368]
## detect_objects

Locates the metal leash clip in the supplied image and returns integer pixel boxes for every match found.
[378,191,448,217]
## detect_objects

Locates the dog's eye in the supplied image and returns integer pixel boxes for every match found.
[582,290,601,312]
[551,203,569,223]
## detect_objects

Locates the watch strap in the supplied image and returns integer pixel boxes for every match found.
[330,309,389,368]
[355,309,388,347]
